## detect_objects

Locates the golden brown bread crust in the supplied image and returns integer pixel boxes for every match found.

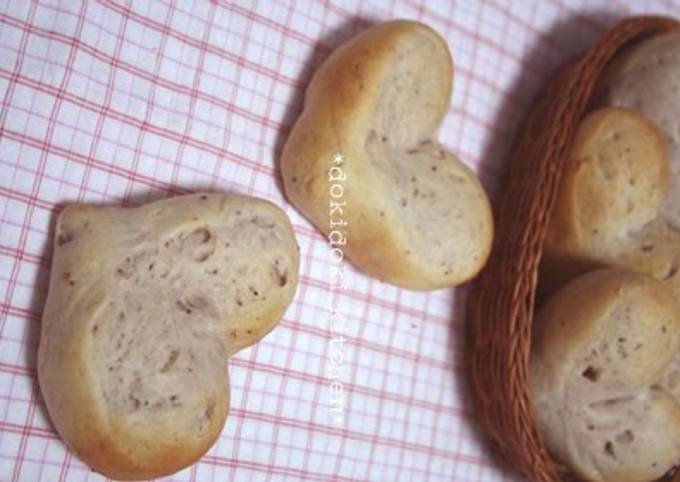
[38,193,299,479]
[281,20,493,290]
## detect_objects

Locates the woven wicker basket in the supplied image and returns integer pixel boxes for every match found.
[466,15,680,482]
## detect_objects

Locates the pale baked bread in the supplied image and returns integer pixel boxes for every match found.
[599,32,680,228]
[280,20,493,290]
[38,193,299,480]
[531,268,680,482]
[541,107,677,293]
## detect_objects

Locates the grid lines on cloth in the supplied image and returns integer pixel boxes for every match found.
[1,1,680,481]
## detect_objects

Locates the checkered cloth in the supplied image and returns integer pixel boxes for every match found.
[1,1,679,481]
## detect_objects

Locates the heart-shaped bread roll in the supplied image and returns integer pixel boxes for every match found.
[531,268,680,482]
[541,107,679,293]
[599,32,680,228]
[38,193,299,480]
[281,20,493,290]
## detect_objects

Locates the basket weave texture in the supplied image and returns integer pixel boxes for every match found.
[466,15,680,482]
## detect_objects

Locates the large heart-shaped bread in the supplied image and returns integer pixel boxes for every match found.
[531,269,680,482]
[38,193,299,480]
[281,20,493,290]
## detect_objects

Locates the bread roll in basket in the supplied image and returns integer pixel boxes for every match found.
[466,16,680,482]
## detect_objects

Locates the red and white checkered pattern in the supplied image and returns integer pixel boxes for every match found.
[1,1,679,481]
